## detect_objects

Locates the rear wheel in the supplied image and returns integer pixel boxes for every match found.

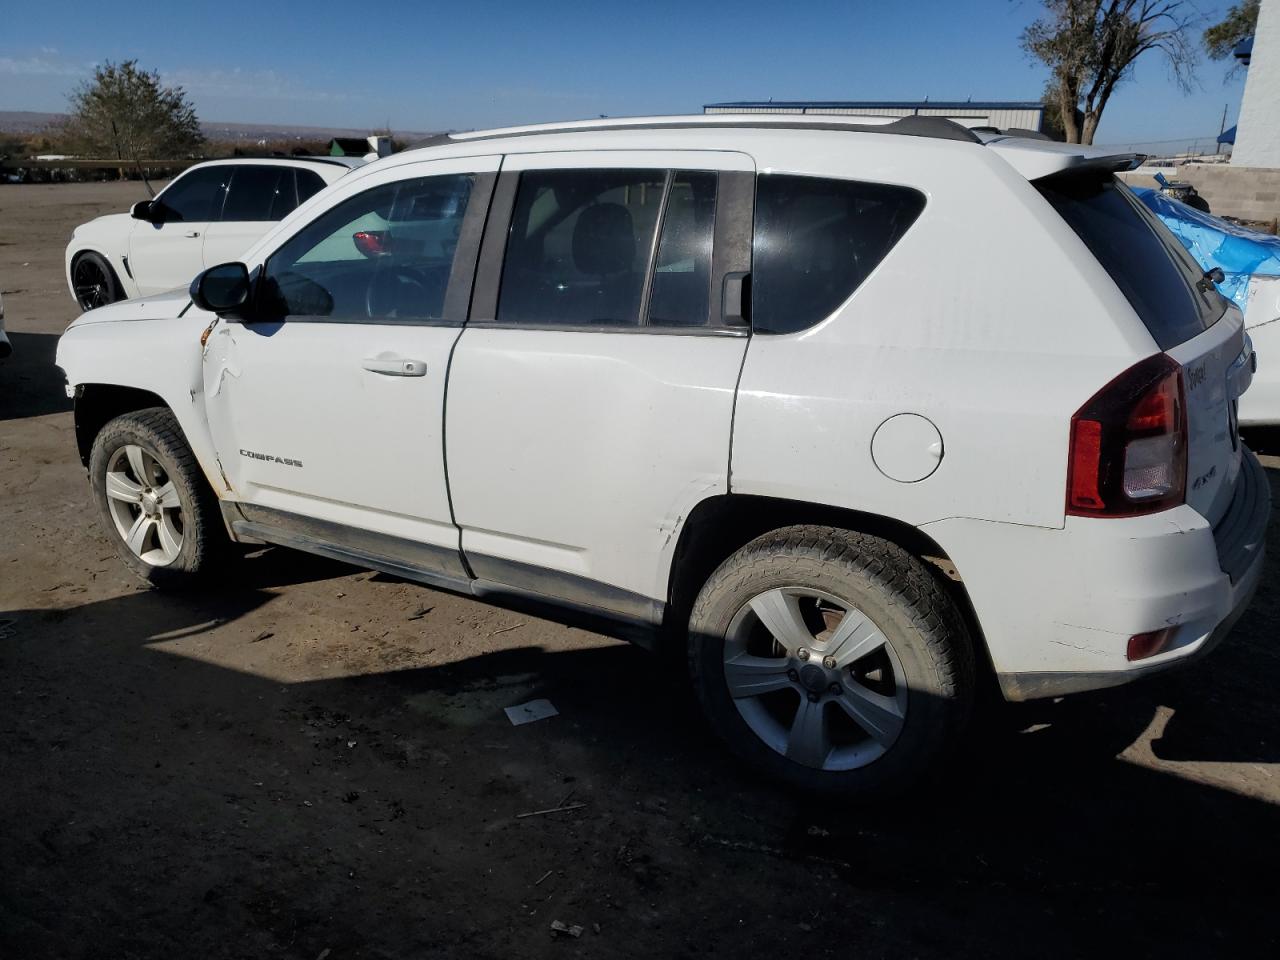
[688,525,974,796]
[72,252,123,311]
[89,408,229,588]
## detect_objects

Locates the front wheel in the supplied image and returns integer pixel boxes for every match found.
[89,407,229,588]
[72,252,123,311]
[687,525,975,796]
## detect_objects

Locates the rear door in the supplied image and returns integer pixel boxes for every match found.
[201,165,299,267]
[445,150,755,613]
[129,165,224,294]
[1038,174,1245,525]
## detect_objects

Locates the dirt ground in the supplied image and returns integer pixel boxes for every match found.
[2,181,1279,959]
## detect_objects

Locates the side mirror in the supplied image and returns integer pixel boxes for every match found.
[130,200,155,221]
[191,262,252,318]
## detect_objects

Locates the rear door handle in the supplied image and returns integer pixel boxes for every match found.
[362,357,427,377]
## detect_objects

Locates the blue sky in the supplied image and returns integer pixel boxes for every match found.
[0,0,1248,144]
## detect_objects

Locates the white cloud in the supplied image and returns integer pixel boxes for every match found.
[162,67,363,104]
[0,53,93,78]
[0,51,361,107]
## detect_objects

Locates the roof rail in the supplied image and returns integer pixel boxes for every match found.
[406,113,982,151]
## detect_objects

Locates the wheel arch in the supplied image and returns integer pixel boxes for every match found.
[74,384,171,467]
[662,493,995,682]
[67,245,130,304]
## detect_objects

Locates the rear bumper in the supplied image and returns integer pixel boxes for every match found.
[996,542,1263,700]
[921,448,1271,701]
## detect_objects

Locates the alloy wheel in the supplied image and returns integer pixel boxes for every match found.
[723,587,909,771]
[103,444,185,566]
[73,257,113,311]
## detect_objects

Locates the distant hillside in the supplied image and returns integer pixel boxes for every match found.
[0,110,435,143]
[0,111,64,134]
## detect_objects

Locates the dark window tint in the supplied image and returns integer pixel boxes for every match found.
[648,172,717,327]
[498,169,665,326]
[220,166,290,222]
[155,167,227,222]
[259,174,474,322]
[1036,175,1225,349]
[752,175,926,335]
[296,168,327,205]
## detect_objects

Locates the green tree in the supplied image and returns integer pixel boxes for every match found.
[1203,1,1259,66]
[64,60,204,160]
[1023,1,1200,144]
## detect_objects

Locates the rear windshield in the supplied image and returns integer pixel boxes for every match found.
[1036,174,1227,349]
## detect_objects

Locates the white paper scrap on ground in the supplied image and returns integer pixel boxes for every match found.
[504,699,559,725]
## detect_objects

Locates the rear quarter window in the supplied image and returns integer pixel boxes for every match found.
[296,169,328,206]
[752,174,925,335]
[1035,174,1227,350]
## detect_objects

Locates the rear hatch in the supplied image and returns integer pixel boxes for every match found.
[1036,171,1249,528]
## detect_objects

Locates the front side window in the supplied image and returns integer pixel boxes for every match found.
[752,175,926,335]
[155,167,227,222]
[258,173,474,322]
[220,166,292,222]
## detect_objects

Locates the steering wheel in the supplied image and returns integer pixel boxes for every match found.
[365,261,430,319]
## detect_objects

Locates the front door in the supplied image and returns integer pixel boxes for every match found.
[202,156,498,579]
[129,165,224,295]
[446,151,754,616]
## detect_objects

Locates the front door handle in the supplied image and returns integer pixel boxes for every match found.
[362,357,427,377]
[184,230,201,238]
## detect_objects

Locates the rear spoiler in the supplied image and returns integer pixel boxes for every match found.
[979,134,1146,181]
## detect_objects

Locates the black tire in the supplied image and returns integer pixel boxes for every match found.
[72,251,124,311]
[687,525,975,797]
[89,407,230,588]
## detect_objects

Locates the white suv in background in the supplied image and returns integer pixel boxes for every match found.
[64,156,362,311]
[55,115,1269,795]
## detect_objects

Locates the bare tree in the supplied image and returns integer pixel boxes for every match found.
[1023,1,1200,144]
[64,60,204,161]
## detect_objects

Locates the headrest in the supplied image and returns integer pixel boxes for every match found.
[573,202,635,276]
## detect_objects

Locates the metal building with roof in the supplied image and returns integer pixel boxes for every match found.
[703,100,1045,133]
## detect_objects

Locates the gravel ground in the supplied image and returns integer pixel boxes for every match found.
[2,181,1279,959]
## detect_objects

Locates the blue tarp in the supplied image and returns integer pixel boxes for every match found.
[1134,186,1280,311]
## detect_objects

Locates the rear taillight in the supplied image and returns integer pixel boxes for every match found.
[353,230,389,257]
[1067,354,1186,517]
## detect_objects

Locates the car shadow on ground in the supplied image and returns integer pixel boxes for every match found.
[0,331,73,422]
[2,543,1279,958]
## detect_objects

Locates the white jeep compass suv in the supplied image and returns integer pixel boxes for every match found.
[55,115,1270,795]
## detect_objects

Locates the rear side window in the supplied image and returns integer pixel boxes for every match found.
[1036,175,1226,349]
[752,175,925,335]
[648,172,718,327]
[220,166,290,222]
[296,169,327,205]
[498,169,665,327]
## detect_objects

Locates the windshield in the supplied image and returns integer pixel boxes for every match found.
[1036,174,1228,350]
